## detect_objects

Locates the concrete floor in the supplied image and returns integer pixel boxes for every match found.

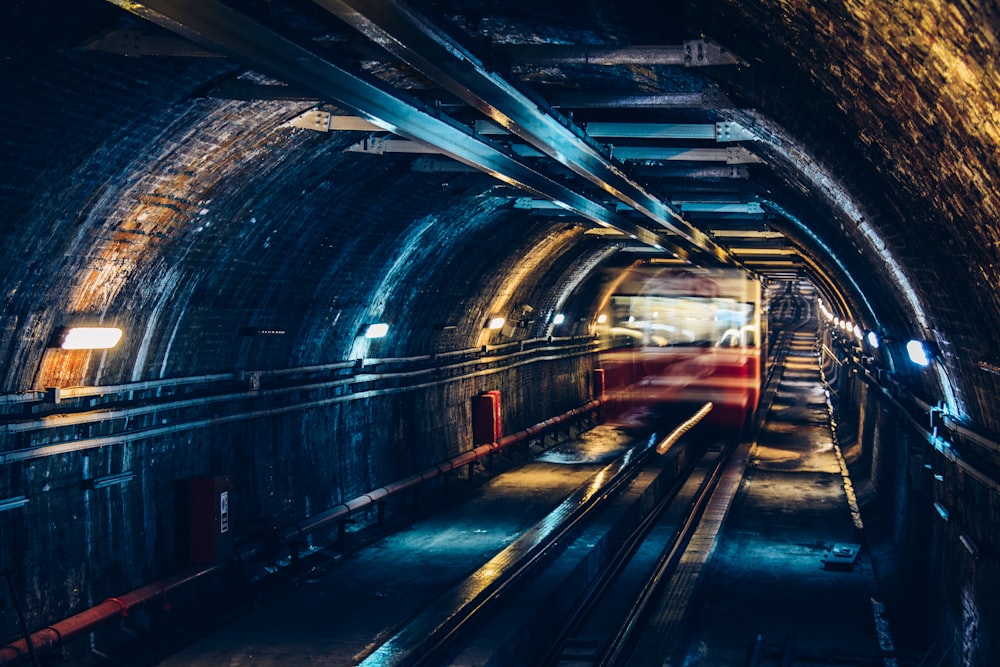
[153,426,638,666]
[139,337,892,667]
[675,339,891,665]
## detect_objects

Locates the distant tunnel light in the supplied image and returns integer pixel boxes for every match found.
[597,314,608,324]
[488,317,505,330]
[59,327,123,350]
[552,313,565,325]
[906,339,932,366]
[866,331,880,349]
[364,323,389,339]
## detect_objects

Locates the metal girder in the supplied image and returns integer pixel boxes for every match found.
[727,241,793,252]
[675,202,766,215]
[612,146,762,164]
[310,0,738,267]
[474,119,757,143]
[629,164,750,180]
[544,89,732,109]
[738,257,801,266]
[347,136,442,155]
[105,0,690,254]
[701,220,773,232]
[487,40,746,67]
[345,138,763,165]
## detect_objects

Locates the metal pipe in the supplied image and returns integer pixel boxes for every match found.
[0,398,602,665]
[1,342,599,465]
[0,567,220,665]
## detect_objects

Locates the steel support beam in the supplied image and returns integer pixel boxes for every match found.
[487,40,745,67]
[106,0,688,254]
[544,89,732,109]
[310,0,739,267]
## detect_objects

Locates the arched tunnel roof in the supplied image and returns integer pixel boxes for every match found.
[3,0,1000,435]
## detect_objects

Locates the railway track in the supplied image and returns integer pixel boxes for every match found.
[350,297,811,667]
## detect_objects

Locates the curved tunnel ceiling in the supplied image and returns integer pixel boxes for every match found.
[4,1,1000,435]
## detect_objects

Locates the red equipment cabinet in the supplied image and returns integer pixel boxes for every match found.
[175,476,233,565]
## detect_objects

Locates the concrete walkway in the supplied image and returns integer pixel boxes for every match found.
[674,331,893,666]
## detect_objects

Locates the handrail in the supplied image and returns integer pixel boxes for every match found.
[0,336,599,408]
[0,399,603,665]
[0,341,601,465]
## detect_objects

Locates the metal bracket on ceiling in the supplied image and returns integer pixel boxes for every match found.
[726,147,764,164]
[716,121,758,143]
[346,136,443,155]
[287,110,382,132]
[683,39,747,67]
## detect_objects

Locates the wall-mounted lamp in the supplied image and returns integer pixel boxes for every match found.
[487,317,505,330]
[866,331,880,349]
[552,313,565,325]
[596,314,608,324]
[364,323,390,339]
[906,339,934,367]
[55,326,123,350]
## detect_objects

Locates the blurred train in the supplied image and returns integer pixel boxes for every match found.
[596,263,763,438]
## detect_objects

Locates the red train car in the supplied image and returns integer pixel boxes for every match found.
[596,263,763,437]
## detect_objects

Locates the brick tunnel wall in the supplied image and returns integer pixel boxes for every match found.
[0,352,596,644]
[832,333,996,664]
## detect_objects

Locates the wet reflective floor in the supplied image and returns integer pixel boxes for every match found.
[154,425,638,666]
[676,331,889,666]
[146,329,887,666]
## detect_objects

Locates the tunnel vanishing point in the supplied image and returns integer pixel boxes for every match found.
[2,1,1000,665]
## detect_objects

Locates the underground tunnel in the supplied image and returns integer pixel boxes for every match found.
[1,0,999,665]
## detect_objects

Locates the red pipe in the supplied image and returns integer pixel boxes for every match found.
[0,398,602,665]
[0,567,219,664]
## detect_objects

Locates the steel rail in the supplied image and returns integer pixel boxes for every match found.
[0,400,601,666]
[311,0,740,267]
[597,442,734,667]
[536,407,720,667]
[106,0,685,256]
[360,407,716,666]
[357,438,661,666]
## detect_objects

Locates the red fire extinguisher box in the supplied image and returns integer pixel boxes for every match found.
[175,476,233,565]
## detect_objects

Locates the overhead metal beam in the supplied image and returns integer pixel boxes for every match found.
[487,40,746,67]
[310,0,740,267]
[674,202,766,215]
[699,220,773,232]
[473,120,758,143]
[629,164,750,180]
[105,0,689,254]
[544,89,732,109]
[345,138,763,165]
[612,146,762,163]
